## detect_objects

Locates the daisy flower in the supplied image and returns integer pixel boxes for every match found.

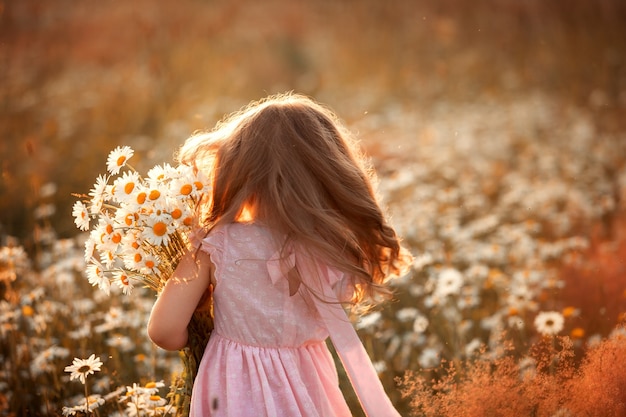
[143,214,173,246]
[83,237,96,263]
[534,311,564,336]
[139,253,161,275]
[434,267,464,297]
[64,354,103,384]
[88,174,109,214]
[113,270,134,295]
[86,261,111,295]
[92,217,122,252]
[112,171,141,204]
[62,395,105,416]
[147,163,176,187]
[107,145,134,175]
[123,247,148,271]
[145,394,167,408]
[72,201,90,231]
[115,207,139,228]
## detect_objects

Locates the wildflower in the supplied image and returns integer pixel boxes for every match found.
[86,261,111,295]
[396,307,419,322]
[64,354,103,384]
[139,253,161,275]
[114,270,134,295]
[418,347,440,369]
[464,338,482,357]
[143,214,173,246]
[570,327,585,339]
[107,334,135,352]
[107,145,134,175]
[62,394,105,415]
[356,311,382,330]
[412,315,429,333]
[30,345,70,376]
[146,394,167,407]
[112,171,141,203]
[72,201,91,231]
[534,311,564,336]
[562,306,580,318]
[434,267,464,297]
[88,174,109,213]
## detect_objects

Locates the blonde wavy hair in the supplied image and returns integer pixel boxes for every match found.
[178,92,411,307]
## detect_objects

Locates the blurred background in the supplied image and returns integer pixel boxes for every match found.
[2,0,626,415]
[2,0,625,243]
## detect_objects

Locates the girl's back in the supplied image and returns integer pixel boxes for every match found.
[204,222,329,347]
[191,222,353,416]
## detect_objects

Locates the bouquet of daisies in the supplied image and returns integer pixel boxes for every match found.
[72,146,213,416]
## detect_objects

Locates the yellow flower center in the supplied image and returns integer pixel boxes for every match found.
[111,232,122,244]
[124,182,135,194]
[106,224,114,234]
[180,184,193,195]
[194,181,204,191]
[116,155,126,167]
[183,216,193,227]
[145,381,157,389]
[562,306,577,318]
[134,253,142,262]
[22,305,34,317]
[136,192,147,204]
[120,274,129,285]
[149,190,161,200]
[171,208,183,219]
[145,259,155,269]
[150,395,162,401]
[152,222,167,237]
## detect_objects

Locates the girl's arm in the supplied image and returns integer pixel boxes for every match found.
[147,249,213,351]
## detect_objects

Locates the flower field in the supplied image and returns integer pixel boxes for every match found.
[2,0,626,415]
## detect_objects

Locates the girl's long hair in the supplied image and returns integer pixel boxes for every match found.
[178,92,411,308]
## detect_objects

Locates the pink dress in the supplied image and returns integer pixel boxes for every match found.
[190,223,400,417]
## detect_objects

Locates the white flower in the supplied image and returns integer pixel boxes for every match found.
[418,347,440,369]
[396,307,419,322]
[356,311,382,330]
[412,315,429,333]
[88,174,109,214]
[64,354,103,384]
[139,253,160,275]
[112,171,141,204]
[107,146,134,175]
[86,260,111,295]
[72,201,90,231]
[534,311,564,336]
[147,163,176,187]
[142,214,173,246]
[434,267,464,297]
[113,270,134,295]
[464,338,483,357]
[62,395,105,415]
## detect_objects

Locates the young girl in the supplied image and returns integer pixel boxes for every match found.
[148,93,412,417]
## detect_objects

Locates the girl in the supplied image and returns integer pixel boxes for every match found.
[148,92,412,417]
